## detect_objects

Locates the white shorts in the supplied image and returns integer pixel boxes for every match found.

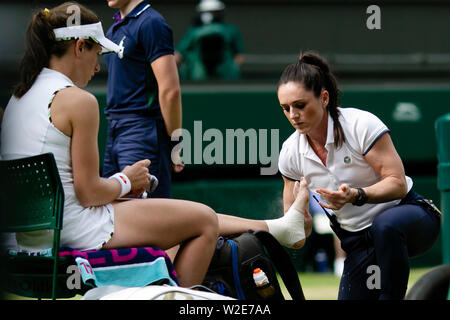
[16,195,115,252]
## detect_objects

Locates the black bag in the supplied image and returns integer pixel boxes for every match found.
[202,230,305,300]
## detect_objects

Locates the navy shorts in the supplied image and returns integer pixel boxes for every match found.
[335,190,441,300]
[102,113,172,198]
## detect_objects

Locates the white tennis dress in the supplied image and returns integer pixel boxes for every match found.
[1,68,114,252]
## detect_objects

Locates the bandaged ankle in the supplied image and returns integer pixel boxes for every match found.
[109,172,131,198]
[265,206,305,249]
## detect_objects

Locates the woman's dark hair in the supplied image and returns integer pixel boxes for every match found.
[14,2,99,98]
[277,51,345,148]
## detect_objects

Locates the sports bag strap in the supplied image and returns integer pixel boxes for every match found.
[253,230,305,300]
[227,239,246,300]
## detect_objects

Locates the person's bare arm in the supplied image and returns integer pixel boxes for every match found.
[151,54,182,137]
[316,133,408,210]
[282,176,296,213]
[362,133,408,201]
[282,176,313,237]
[54,88,150,207]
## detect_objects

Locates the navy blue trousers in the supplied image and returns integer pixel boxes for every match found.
[102,113,173,198]
[337,191,441,300]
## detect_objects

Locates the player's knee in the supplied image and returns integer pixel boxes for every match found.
[198,205,219,239]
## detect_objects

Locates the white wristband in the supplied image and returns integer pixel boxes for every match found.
[109,173,131,198]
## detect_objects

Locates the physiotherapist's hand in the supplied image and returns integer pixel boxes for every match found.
[315,184,358,211]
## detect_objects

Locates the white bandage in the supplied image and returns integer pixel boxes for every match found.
[265,206,305,249]
[109,173,131,198]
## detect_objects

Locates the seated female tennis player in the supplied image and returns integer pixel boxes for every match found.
[0,2,312,287]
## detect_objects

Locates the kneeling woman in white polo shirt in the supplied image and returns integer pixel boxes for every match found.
[277,51,441,300]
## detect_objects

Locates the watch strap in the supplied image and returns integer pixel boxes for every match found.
[352,187,368,206]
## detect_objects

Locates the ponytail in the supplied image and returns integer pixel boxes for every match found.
[13,2,100,98]
[278,51,345,148]
[14,9,54,98]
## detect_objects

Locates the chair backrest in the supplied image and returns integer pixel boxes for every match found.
[0,152,64,233]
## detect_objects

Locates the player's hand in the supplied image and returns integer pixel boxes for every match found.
[315,184,356,210]
[122,159,151,193]
[127,188,146,198]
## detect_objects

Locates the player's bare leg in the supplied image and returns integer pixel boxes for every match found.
[217,178,310,249]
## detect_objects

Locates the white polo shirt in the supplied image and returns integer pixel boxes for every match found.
[278,107,413,232]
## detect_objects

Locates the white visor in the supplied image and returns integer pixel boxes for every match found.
[53,22,120,54]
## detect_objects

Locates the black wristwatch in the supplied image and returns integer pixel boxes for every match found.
[352,187,368,206]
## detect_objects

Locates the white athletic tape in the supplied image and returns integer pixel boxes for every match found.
[265,205,305,249]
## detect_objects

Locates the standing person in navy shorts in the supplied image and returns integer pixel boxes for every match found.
[276,51,441,300]
[103,0,183,198]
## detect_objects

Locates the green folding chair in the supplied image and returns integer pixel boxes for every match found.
[0,153,86,299]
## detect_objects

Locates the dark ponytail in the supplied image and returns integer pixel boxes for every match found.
[14,2,100,98]
[14,10,54,98]
[277,51,345,148]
